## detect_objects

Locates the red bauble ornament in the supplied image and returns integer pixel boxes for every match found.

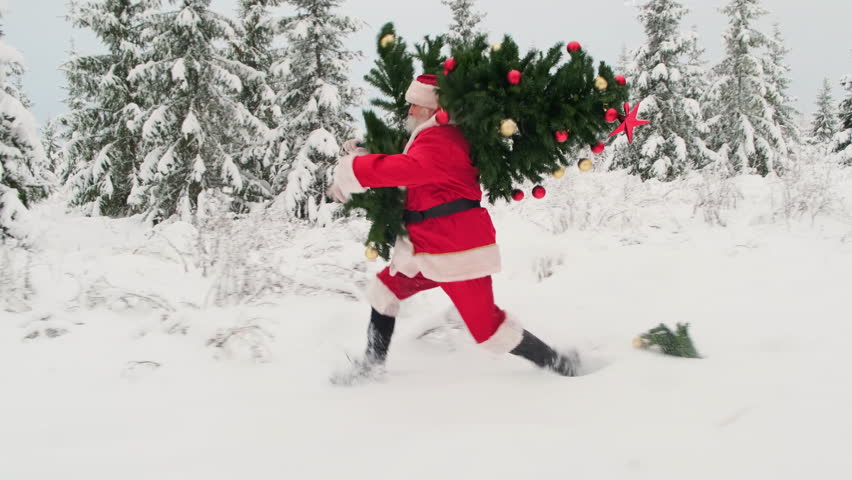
[444,57,456,74]
[605,108,619,123]
[591,142,605,154]
[567,41,581,52]
[511,189,525,201]
[615,75,626,86]
[436,109,450,125]
[555,130,569,143]
[507,69,522,85]
[532,185,546,199]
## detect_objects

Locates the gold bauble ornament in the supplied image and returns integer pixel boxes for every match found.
[379,34,396,48]
[500,118,518,137]
[594,76,609,91]
[632,336,646,349]
[491,42,503,52]
[577,158,593,172]
[551,167,566,179]
[365,246,379,261]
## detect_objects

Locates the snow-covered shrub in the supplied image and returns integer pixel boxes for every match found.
[195,189,294,306]
[689,169,742,226]
[518,171,649,235]
[0,185,32,241]
[193,189,367,306]
[532,254,564,282]
[0,238,32,312]
[79,276,178,313]
[770,159,848,225]
[21,314,75,341]
[121,361,161,381]
[206,319,275,363]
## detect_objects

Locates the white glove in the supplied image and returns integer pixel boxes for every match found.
[343,138,369,156]
[327,183,347,203]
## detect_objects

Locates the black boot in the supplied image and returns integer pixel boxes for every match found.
[510,330,579,377]
[365,308,396,364]
[329,308,396,386]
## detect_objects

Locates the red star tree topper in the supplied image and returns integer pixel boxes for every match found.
[608,102,651,143]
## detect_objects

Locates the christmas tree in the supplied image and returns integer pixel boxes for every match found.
[345,24,631,259]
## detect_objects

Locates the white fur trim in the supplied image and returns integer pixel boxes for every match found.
[481,315,524,354]
[366,276,401,317]
[414,244,501,283]
[332,153,368,199]
[388,236,501,283]
[389,235,419,278]
[405,80,439,110]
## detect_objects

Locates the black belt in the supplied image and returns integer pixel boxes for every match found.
[403,198,481,223]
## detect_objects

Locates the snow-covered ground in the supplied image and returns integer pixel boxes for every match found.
[2,165,852,480]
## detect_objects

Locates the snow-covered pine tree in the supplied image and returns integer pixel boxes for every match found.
[762,24,800,151]
[683,26,717,168]
[615,44,633,78]
[0,13,31,111]
[704,0,787,176]
[1,9,52,239]
[610,0,706,180]
[40,116,67,176]
[810,78,838,145]
[834,74,852,165]
[62,0,156,217]
[229,0,288,201]
[442,0,486,48]
[272,0,361,224]
[130,0,268,221]
[683,26,709,109]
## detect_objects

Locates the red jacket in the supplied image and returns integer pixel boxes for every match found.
[334,116,501,282]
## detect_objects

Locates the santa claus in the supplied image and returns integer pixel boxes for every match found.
[329,74,578,379]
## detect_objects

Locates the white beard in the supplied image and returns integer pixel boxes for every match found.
[405,116,423,133]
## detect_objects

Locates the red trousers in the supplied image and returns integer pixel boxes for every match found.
[376,267,506,343]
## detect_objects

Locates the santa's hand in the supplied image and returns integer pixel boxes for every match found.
[343,138,369,156]
[327,184,347,203]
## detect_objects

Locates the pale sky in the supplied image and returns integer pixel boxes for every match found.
[3,0,851,125]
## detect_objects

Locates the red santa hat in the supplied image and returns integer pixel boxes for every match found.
[405,74,440,110]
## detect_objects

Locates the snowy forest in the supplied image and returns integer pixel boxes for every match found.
[2,0,852,478]
[1,0,849,238]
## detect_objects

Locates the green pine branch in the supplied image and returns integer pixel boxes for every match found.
[635,322,701,358]
[344,23,414,260]
[414,35,447,75]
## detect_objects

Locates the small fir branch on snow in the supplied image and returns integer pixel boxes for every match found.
[634,322,701,358]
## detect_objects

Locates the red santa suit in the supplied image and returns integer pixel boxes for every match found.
[332,76,524,354]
